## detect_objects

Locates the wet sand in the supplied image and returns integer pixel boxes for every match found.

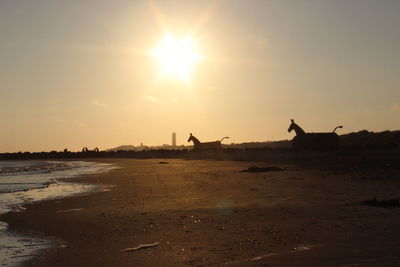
[2,157,400,266]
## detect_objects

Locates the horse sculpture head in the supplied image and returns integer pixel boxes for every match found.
[188,133,200,143]
[288,119,296,133]
[288,119,306,136]
[187,133,193,143]
[188,133,201,150]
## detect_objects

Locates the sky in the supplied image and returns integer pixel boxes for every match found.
[0,0,399,152]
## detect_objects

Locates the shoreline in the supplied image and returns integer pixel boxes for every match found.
[1,157,400,266]
[0,159,118,266]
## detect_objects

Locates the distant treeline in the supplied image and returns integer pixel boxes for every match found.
[107,130,400,152]
[222,140,291,149]
[108,140,292,152]
[0,150,190,160]
[0,130,398,160]
[0,147,291,160]
[339,130,400,147]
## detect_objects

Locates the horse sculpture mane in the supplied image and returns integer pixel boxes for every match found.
[187,133,229,151]
[288,119,343,149]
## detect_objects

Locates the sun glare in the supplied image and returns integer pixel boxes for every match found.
[151,33,201,81]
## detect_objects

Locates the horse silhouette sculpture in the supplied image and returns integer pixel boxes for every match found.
[187,133,229,151]
[288,119,342,149]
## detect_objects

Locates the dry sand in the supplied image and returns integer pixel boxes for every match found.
[2,156,400,266]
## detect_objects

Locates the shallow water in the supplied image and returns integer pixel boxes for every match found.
[0,221,52,267]
[0,160,117,266]
[0,160,96,194]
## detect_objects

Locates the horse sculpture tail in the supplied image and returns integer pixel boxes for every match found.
[219,136,229,142]
[333,126,343,133]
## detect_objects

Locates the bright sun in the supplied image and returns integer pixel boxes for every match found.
[151,33,201,81]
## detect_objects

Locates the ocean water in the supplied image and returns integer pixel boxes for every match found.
[0,160,117,266]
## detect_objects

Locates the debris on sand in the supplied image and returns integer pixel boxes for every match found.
[56,208,84,213]
[122,242,160,252]
[159,161,169,164]
[361,198,400,208]
[242,166,284,173]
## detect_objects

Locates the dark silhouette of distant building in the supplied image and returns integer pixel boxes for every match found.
[172,132,176,146]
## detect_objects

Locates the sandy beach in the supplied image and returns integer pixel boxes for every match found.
[2,1,400,266]
[1,155,400,266]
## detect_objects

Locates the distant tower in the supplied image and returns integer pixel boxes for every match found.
[172,132,176,146]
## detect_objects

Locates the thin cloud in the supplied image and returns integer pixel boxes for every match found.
[91,98,109,108]
[52,115,65,122]
[391,103,400,112]
[115,121,128,127]
[256,36,269,48]
[73,120,87,128]
[205,85,217,91]
[145,95,159,102]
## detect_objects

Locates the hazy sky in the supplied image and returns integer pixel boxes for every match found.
[1,0,399,152]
